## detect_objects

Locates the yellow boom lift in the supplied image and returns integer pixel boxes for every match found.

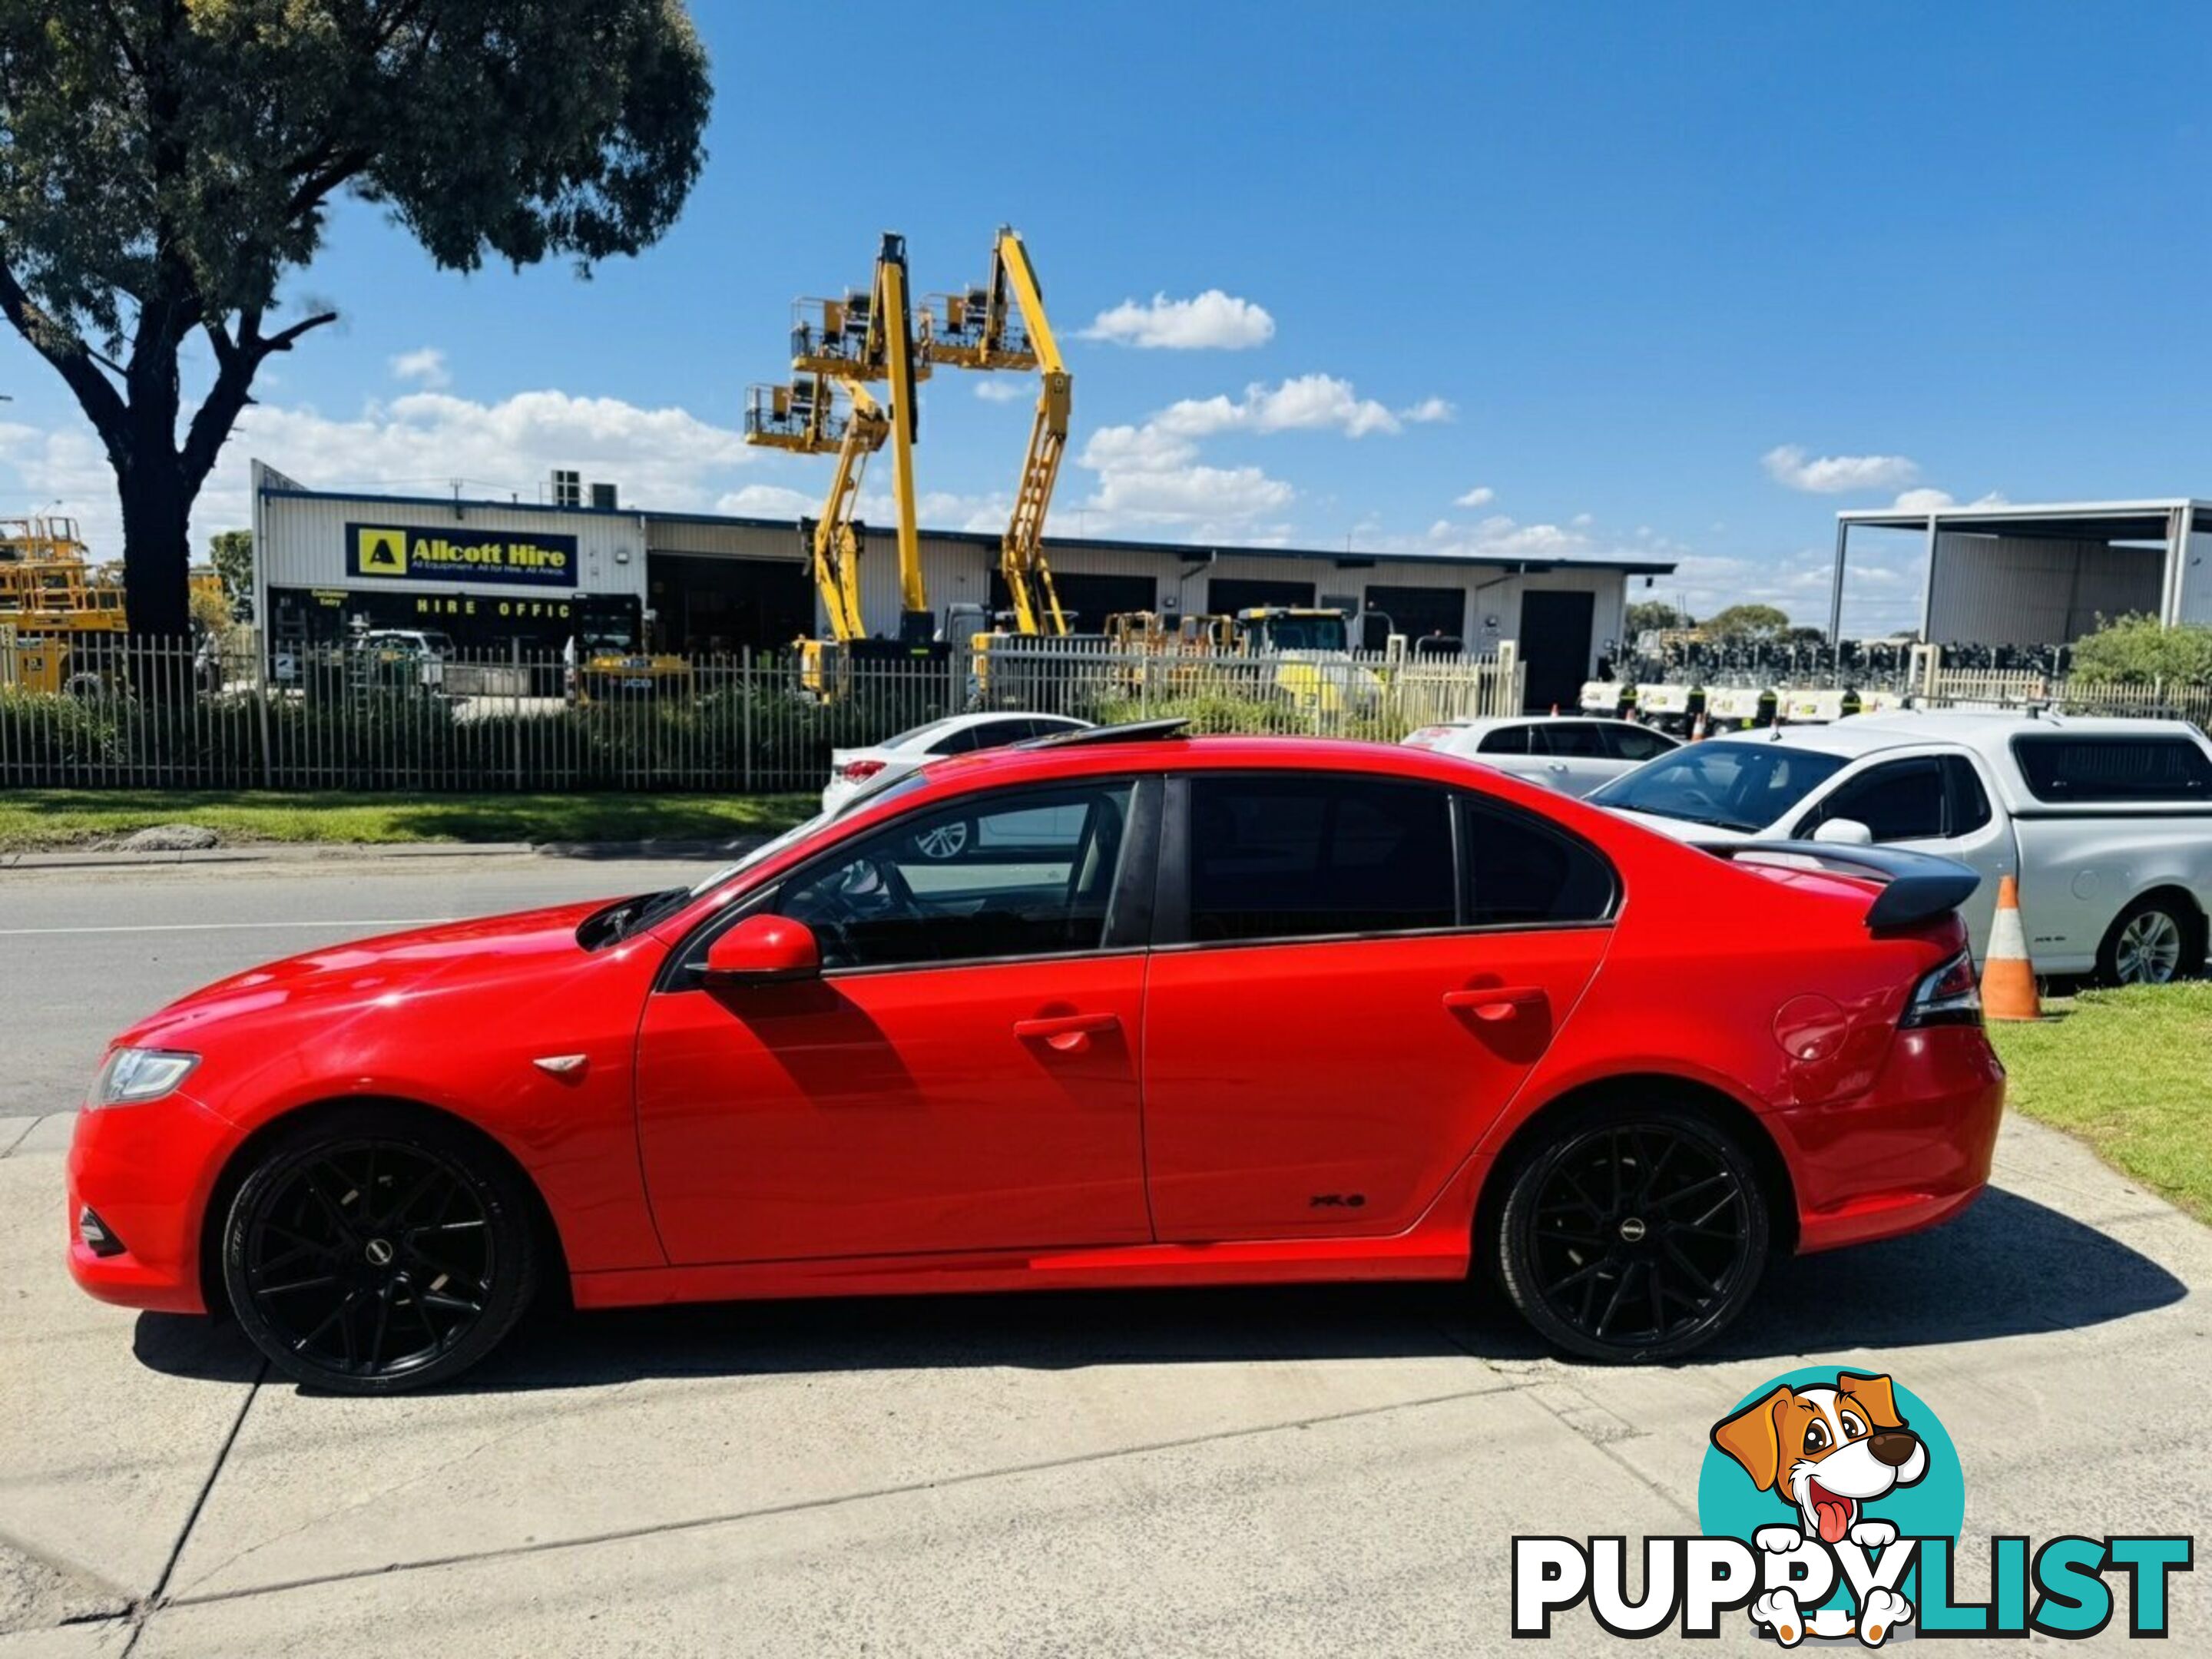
[921,227,1071,634]
[742,373,886,647]
[775,231,935,652]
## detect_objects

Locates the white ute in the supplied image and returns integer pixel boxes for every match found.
[1588,711,2212,982]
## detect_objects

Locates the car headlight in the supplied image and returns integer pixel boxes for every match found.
[88,1048,200,1108]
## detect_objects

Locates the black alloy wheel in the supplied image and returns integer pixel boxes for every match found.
[1492,1103,1769,1363]
[223,1111,536,1393]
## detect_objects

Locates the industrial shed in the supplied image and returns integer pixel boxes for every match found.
[250,460,1674,711]
[1830,498,2212,647]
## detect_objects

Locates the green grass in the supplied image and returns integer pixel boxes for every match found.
[1988,982,2212,1224]
[0,790,816,852]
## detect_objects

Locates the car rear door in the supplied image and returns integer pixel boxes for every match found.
[1140,771,1614,1242]
[634,777,1158,1263]
[1533,721,1621,796]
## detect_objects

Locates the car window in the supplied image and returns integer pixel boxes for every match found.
[1187,775,1455,942]
[2012,734,2212,803]
[1601,724,1674,763]
[1799,758,1945,842]
[928,723,987,755]
[1538,722,1609,759]
[882,718,959,750]
[1942,756,1992,834]
[1588,740,1850,833]
[1462,798,1617,926]
[775,782,1135,970]
[1475,725,1532,756]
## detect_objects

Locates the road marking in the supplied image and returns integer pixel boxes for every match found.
[0,919,452,935]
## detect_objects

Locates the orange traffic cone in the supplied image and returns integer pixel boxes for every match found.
[1982,875,2041,1021]
[1690,710,1708,742]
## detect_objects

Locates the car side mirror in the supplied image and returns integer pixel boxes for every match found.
[703,916,820,985]
[1811,816,1874,846]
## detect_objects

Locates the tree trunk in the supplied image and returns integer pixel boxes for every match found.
[116,449,195,641]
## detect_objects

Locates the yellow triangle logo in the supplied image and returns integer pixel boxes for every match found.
[358,528,407,575]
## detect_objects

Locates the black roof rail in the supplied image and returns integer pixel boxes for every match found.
[1024,717,1191,748]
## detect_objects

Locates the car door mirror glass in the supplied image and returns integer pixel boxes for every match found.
[704,915,821,984]
[1811,816,1873,846]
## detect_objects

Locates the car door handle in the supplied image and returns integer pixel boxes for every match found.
[1013,1012,1120,1053]
[1443,986,1548,1022]
[1546,762,1569,772]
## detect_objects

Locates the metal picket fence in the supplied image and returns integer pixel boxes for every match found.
[0,634,1526,793]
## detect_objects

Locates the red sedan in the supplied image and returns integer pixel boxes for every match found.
[67,722,2005,1392]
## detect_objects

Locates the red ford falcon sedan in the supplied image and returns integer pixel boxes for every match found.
[67,722,2005,1392]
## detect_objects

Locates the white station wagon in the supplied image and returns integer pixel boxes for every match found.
[1590,711,2212,982]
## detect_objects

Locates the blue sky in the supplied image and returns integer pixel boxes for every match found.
[6,1,2211,632]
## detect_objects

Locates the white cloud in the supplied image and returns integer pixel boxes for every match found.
[0,390,762,560]
[715,483,815,518]
[1156,374,1410,439]
[1454,485,1495,508]
[1075,422,1293,528]
[388,347,450,389]
[1571,512,1594,528]
[1399,396,1455,425]
[1892,487,2010,512]
[1078,290,1275,350]
[972,379,1025,403]
[1762,444,1919,494]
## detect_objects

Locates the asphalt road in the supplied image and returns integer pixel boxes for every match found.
[1,856,2207,1655]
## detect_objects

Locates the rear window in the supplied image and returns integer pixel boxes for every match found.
[2012,734,2212,804]
[1476,725,1533,755]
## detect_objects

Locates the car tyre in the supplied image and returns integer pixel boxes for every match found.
[2096,896,2199,987]
[221,1108,537,1394]
[1490,1100,1769,1364]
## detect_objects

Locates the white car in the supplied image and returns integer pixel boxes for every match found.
[1589,711,2212,982]
[822,711,1093,823]
[1403,715,1681,797]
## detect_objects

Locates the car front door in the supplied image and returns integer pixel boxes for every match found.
[1141,772,1614,1241]
[634,777,1157,1263]
[1793,752,2015,952]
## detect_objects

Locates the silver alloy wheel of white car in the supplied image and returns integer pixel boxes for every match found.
[2113,908,2185,985]
[913,820,970,861]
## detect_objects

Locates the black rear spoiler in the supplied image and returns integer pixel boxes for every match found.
[1693,840,1982,930]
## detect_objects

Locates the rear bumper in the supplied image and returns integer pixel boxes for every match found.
[65,1093,238,1315]
[1776,1026,2007,1255]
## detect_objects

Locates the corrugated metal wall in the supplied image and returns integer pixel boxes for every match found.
[1926,532,2165,645]
[2181,532,2212,627]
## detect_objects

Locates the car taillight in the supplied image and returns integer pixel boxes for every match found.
[839,760,886,783]
[1901,949,1982,1028]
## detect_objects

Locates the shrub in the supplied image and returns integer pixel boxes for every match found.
[2071,614,2212,686]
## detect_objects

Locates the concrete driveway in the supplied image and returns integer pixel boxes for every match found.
[2,858,2205,1655]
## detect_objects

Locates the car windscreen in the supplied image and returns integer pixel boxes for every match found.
[1265,615,1347,651]
[1588,740,1849,833]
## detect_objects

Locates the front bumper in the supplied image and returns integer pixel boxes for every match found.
[65,1092,240,1314]
[1777,1026,2008,1255]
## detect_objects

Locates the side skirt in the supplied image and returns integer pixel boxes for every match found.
[571,1230,1472,1310]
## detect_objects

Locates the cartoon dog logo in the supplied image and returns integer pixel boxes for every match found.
[1711,1371,1928,1645]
